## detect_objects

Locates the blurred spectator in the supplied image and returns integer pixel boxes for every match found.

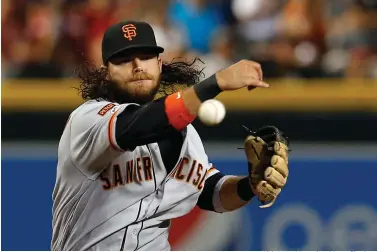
[142,0,188,63]
[49,0,88,76]
[200,27,236,79]
[276,0,327,78]
[167,0,225,54]
[3,0,63,78]
[231,0,284,42]
[230,0,288,78]
[324,0,377,78]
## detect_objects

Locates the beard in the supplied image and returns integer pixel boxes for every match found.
[107,72,161,105]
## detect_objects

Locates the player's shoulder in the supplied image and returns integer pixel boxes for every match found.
[68,99,120,127]
[74,99,140,120]
[74,99,119,116]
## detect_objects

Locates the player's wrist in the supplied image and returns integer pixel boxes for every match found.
[193,74,222,102]
[237,177,255,201]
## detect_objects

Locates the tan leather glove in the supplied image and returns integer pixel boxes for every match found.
[244,125,290,208]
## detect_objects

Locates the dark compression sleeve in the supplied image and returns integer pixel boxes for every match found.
[196,172,225,212]
[115,97,181,150]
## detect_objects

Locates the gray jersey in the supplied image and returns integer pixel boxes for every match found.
[52,100,219,251]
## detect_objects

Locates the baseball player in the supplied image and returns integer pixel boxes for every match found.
[52,20,290,251]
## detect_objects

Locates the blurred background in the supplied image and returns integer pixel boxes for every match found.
[2,0,377,250]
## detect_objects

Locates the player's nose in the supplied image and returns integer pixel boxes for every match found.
[132,58,144,73]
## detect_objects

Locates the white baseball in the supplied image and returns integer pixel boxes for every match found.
[198,99,226,126]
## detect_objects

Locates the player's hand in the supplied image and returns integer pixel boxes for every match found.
[215,60,269,91]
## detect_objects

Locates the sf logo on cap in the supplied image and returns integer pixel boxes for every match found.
[122,24,137,41]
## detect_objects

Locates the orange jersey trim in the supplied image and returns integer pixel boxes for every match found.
[108,110,124,151]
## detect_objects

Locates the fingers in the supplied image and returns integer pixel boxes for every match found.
[255,180,281,205]
[247,79,270,88]
[273,142,289,163]
[271,155,289,177]
[251,61,263,81]
[264,166,287,188]
[245,60,269,89]
[259,194,279,208]
[264,154,289,189]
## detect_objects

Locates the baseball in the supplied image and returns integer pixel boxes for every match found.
[198,99,226,126]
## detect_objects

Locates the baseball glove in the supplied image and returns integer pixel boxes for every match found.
[243,125,290,208]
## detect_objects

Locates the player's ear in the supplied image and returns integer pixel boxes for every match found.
[158,56,162,73]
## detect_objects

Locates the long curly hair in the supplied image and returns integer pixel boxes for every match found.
[75,57,205,103]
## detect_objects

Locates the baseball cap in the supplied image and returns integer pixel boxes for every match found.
[101,20,164,64]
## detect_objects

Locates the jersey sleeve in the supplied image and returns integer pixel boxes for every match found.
[68,101,138,177]
[207,163,220,178]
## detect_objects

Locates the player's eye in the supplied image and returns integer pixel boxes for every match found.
[110,57,132,65]
[139,54,156,61]
[109,53,156,65]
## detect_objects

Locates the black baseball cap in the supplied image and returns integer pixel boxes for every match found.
[101,20,164,64]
